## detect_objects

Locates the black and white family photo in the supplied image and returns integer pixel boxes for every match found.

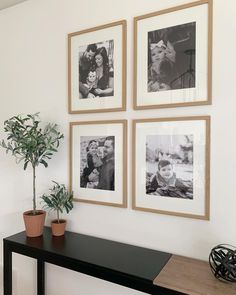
[80,135,115,191]
[146,134,193,199]
[147,22,196,92]
[79,40,114,99]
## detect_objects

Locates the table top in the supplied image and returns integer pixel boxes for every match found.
[154,255,236,295]
[4,227,171,284]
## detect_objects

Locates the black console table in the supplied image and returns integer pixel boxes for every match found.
[5,228,235,295]
[4,227,183,295]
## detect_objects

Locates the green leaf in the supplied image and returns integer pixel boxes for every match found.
[40,159,48,168]
[41,181,74,216]
[23,161,29,170]
[0,113,63,171]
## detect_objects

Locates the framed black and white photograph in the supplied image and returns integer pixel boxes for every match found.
[146,134,194,199]
[68,20,127,114]
[132,116,210,219]
[134,0,212,109]
[70,120,127,207]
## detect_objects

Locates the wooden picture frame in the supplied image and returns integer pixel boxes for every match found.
[132,116,210,220]
[68,20,127,114]
[70,120,127,208]
[134,0,213,110]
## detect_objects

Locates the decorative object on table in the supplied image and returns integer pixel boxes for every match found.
[132,116,210,219]
[0,113,64,237]
[70,120,127,207]
[68,20,127,114]
[209,244,236,282]
[41,181,73,236]
[134,0,212,110]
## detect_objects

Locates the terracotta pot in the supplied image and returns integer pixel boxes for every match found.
[51,219,67,236]
[23,210,46,237]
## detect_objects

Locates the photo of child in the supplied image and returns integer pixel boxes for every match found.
[146,134,193,199]
[147,159,193,199]
[80,136,115,191]
[83,70,98,99]
[80,139,103,188]
[148,41,175,92]
[147,21,196,92]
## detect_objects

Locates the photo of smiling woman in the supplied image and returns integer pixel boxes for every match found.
[146,134,193,199]
[79,40,114,99]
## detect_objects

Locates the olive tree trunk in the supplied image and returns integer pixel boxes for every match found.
[33,165,36,214]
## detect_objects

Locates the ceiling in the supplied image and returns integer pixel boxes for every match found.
[0,0,28,10]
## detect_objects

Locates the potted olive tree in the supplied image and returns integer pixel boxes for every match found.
[0,113,63,237]
[41,181,73,236]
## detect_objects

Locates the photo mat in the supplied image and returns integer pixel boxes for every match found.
[133,117,210,219]
[68,20,127,114]
[134,0,212,109]
[70,120,127,207]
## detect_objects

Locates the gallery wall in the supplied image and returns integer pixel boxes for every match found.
[0,0,235,294]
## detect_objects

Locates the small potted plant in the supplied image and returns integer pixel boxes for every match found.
[0,113,63,237]
[41,181,73,236]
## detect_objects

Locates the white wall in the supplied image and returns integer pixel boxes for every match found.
[0,0,235,294]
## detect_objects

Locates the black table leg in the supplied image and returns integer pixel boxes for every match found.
[4,241,12,295]
[37,259,45,295]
